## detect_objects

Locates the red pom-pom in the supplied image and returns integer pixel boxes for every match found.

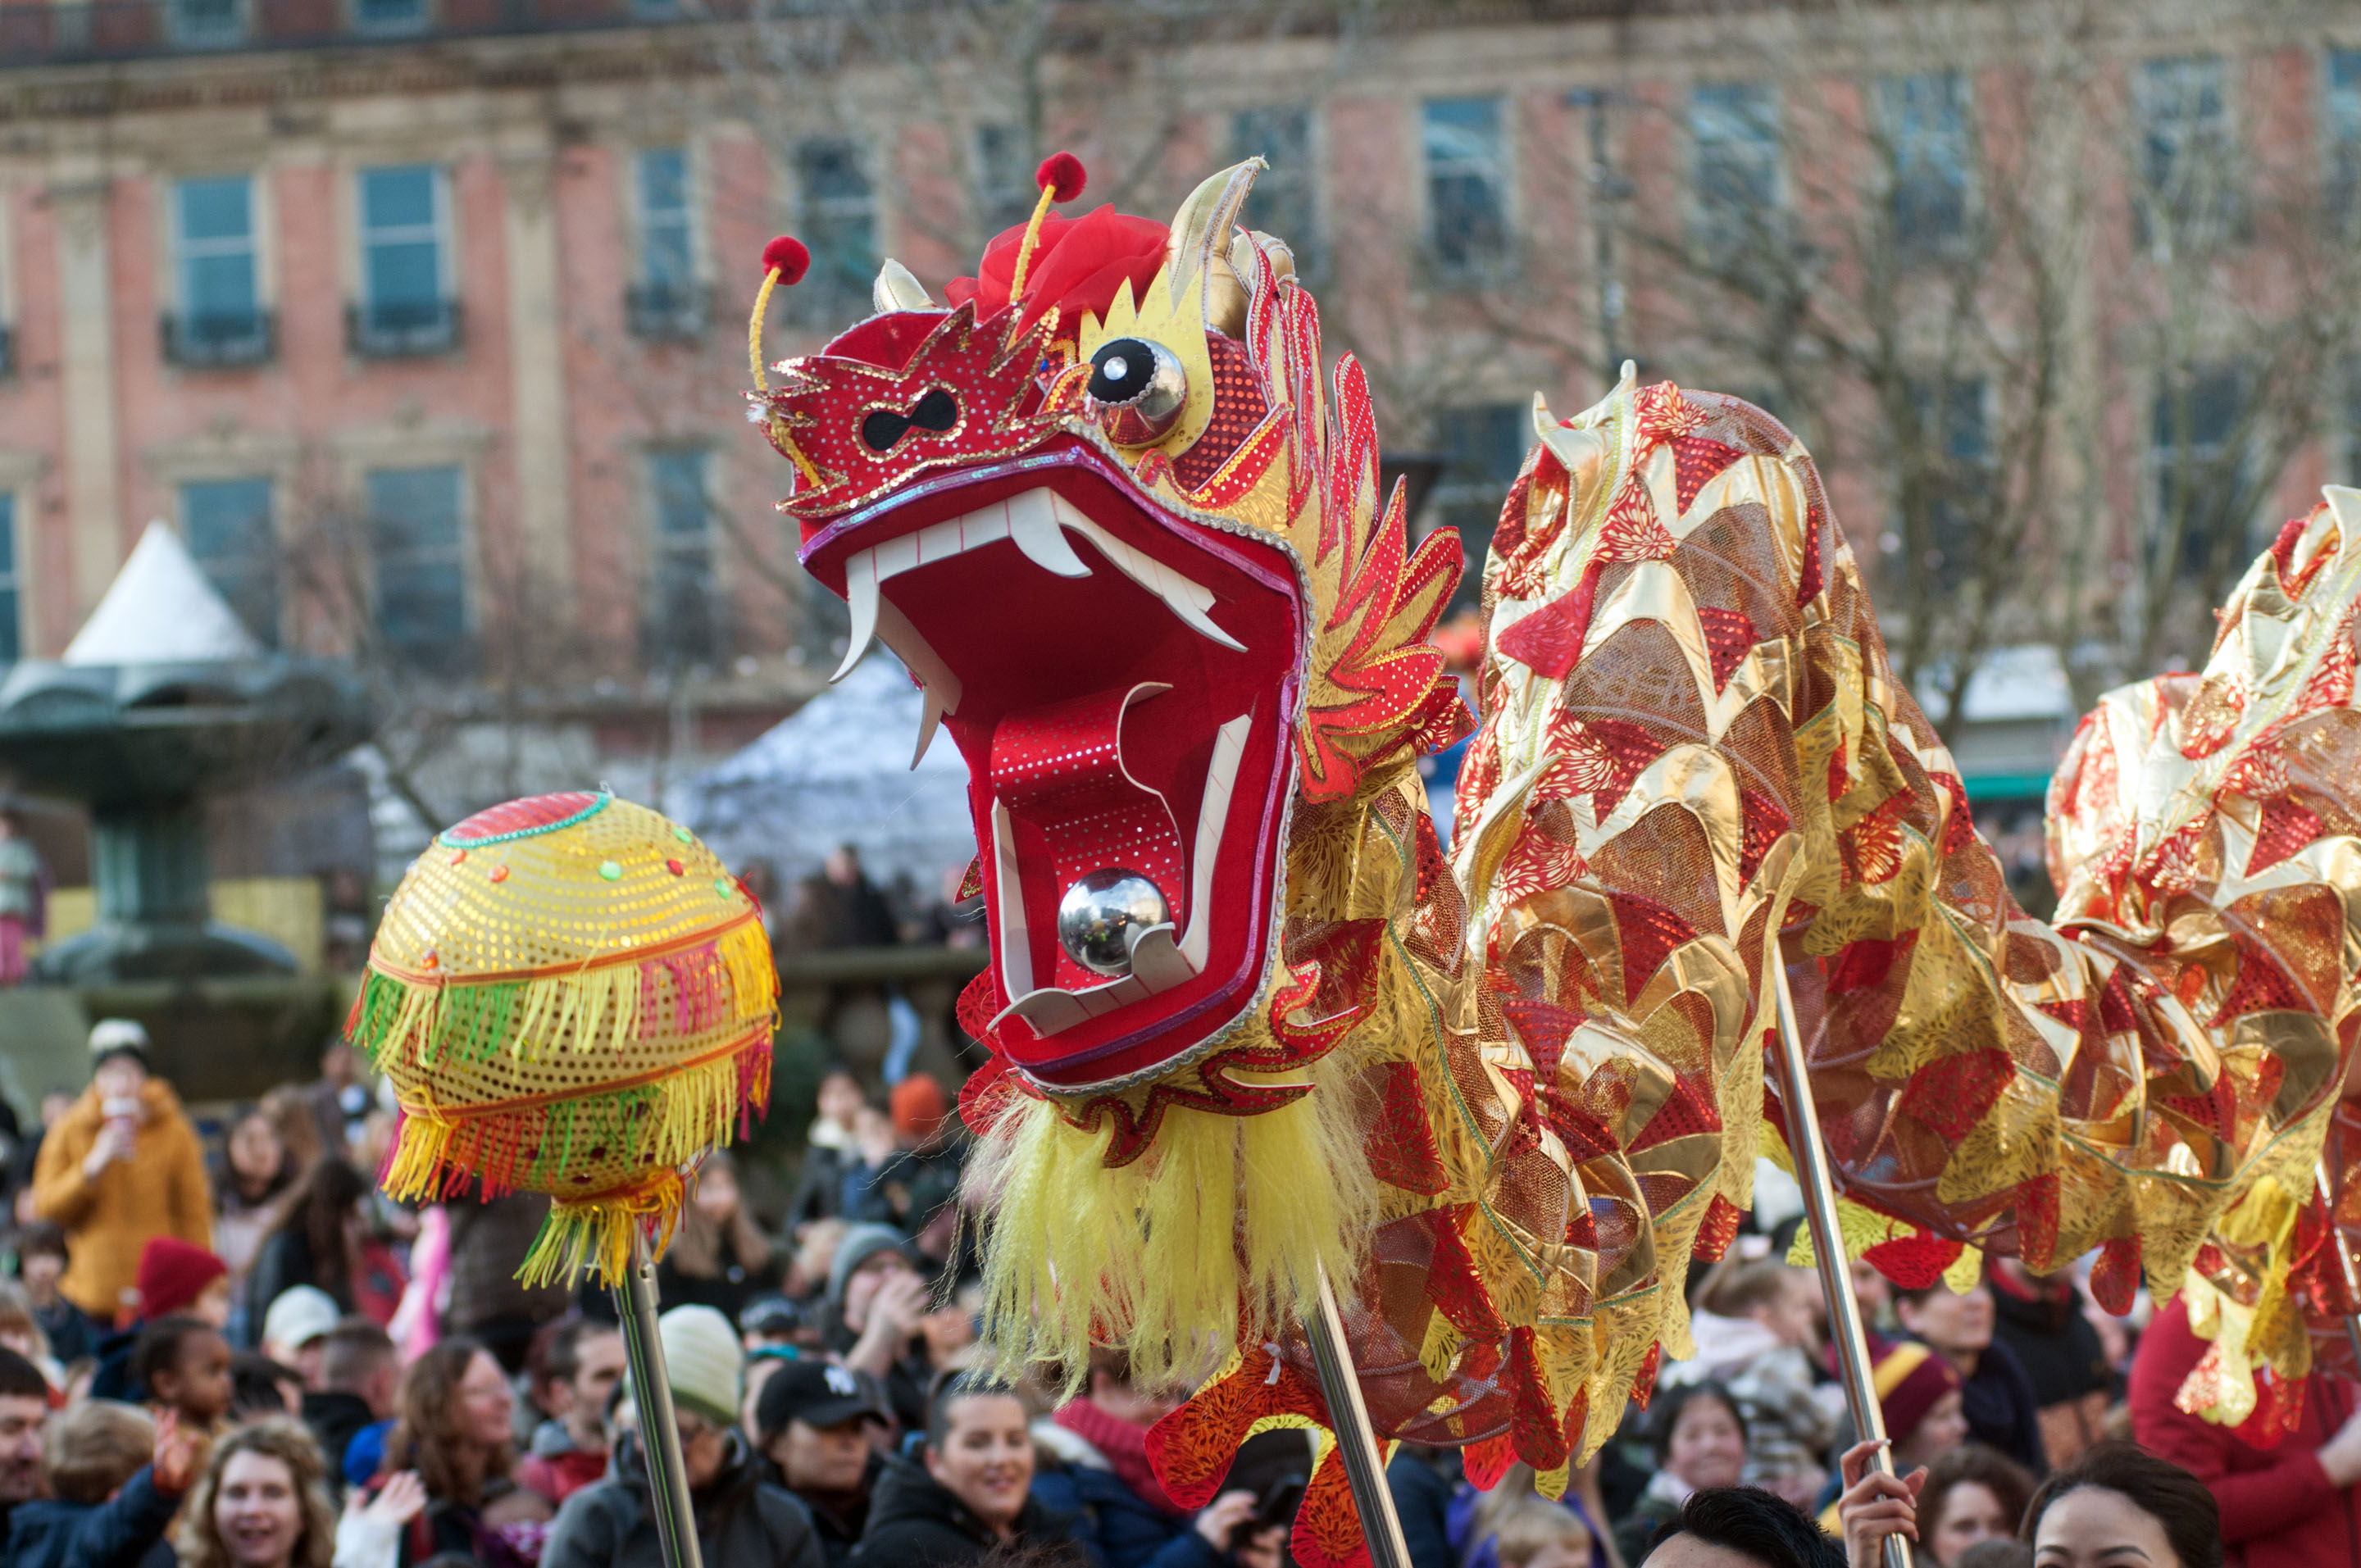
[1035,152,1086,203]
[761,235,810,285]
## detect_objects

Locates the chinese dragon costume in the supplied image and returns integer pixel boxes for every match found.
[747,157,2361,1563]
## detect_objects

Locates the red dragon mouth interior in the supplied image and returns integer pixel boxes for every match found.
[800,444,1305,1091]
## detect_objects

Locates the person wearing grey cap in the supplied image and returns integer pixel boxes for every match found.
[826,1224,934,1433]
[755,1359,891,1566]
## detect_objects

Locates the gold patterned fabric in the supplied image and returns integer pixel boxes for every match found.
[749,158,2361,1558]
[1431,373,2361,1453]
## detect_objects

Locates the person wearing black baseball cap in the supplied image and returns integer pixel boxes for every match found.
[755,1359,889,1566]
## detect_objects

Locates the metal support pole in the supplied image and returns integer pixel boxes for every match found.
[1769,957,1914,1568]
[1304,1260,1412,1568]
[2317,1158,2361,1368]
[615,1234,705,1568]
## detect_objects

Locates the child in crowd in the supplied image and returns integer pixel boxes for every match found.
[16,1223,95,1363]
[1491,1500,1596,1568]
[1672,1258,1836,1508]
[3,1399,202,1568]
[130,1315,234,1433]
[88,1238,230,1402]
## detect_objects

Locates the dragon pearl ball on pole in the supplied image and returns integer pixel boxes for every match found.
[348,792,780,1568]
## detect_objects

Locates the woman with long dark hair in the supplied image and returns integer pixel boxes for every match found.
[247,1159,403,1326]
[374,1338,549,1566]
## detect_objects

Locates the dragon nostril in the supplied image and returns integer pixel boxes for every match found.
[861,410,910,452]
[911,389,959,432]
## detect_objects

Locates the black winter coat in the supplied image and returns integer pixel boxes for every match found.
[852,1457,1085,1568]
[540,1430,826,1568]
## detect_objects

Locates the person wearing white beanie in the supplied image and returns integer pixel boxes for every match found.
[539,1305,823,1568]
[656,1306,743,1432]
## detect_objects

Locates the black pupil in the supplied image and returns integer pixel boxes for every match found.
[1089,339,1156,405]
[859,389,960,452]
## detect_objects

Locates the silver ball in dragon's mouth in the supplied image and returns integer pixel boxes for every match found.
[1056,870,1171,977]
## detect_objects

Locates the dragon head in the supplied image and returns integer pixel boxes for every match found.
[755,159,1466,1135]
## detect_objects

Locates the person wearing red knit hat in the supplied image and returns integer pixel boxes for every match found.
[80,1236,230,1404]
[1818,1338,1968,1538]
[135,1238,230,1327]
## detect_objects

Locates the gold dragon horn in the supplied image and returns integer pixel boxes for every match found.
[1162,158,1262,339]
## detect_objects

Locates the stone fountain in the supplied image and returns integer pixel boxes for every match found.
[0,522,373,983]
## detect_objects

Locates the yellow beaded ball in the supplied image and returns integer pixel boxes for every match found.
[350,791,777,1283]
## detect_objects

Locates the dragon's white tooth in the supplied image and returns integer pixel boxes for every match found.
[834,549,880,681]
[875,598,963,716]
[1007,490,1093,578]
[876,532,921,581]
[912,684,946,769]
[1158,584,1245,650]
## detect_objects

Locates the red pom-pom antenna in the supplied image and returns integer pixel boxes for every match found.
[749,235,811,391]
[761,234,811,285]
[1035,152,1086,203]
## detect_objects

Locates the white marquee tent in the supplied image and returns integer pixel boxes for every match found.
[676,653,979,892]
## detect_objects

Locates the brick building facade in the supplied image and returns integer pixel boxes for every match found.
[0,1,2356,829]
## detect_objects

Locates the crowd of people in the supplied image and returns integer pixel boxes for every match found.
[0,1014,2330,1568]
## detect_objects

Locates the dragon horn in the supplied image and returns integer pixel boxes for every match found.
[1162,158,1262,337]
[872,258,938,314]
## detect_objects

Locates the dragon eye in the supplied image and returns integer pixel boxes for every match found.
[1087,337,1186,443]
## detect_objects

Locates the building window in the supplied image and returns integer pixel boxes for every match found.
[795,139,877,320]
[646,450,721,667]
[1235,106,1319,277]
[1432,403,1527,610]
[1692,82,1782,261]
[2136,56,2244,249]
[366,465,470,670]
[627,148,706,340]
[2329,50,2361,224]
[165,175,272,368]
[1881,72,1972,253]
[167,0,244,48]
[352,165,458,357]
[1423,97,1509,283]
[182,477,278,646]
[974,125,1036,235]
[0,495,18,664]
[2152,366,2251,581]
[353,0,426,35]
[1902,377,1989,587]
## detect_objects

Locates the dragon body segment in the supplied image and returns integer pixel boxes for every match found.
[752,159,2361,1563]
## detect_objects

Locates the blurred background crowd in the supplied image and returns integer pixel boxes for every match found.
[0,1004,2334,1568]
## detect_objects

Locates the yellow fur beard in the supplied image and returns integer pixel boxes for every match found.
[967,1054,1374,1396]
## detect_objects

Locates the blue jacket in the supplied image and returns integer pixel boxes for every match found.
[1029,1461,1220,1568]
[4,1463,179,1568]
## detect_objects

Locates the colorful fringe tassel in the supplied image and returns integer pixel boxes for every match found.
[380,1031,774,1210]
[348,915,773,1068]
[520,1169,688,1288]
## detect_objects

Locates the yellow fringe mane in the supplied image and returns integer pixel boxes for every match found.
[967,1055,1374,1395]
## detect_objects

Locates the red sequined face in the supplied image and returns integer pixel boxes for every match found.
[782,309,1304,1093]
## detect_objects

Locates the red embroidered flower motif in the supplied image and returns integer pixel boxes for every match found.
[945,206,1171,330]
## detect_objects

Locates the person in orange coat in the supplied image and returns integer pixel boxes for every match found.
[31,1021,214,1323]
[2128,1290,2361,1566]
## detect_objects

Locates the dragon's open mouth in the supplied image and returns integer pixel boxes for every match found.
[802,445,1305,1091]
